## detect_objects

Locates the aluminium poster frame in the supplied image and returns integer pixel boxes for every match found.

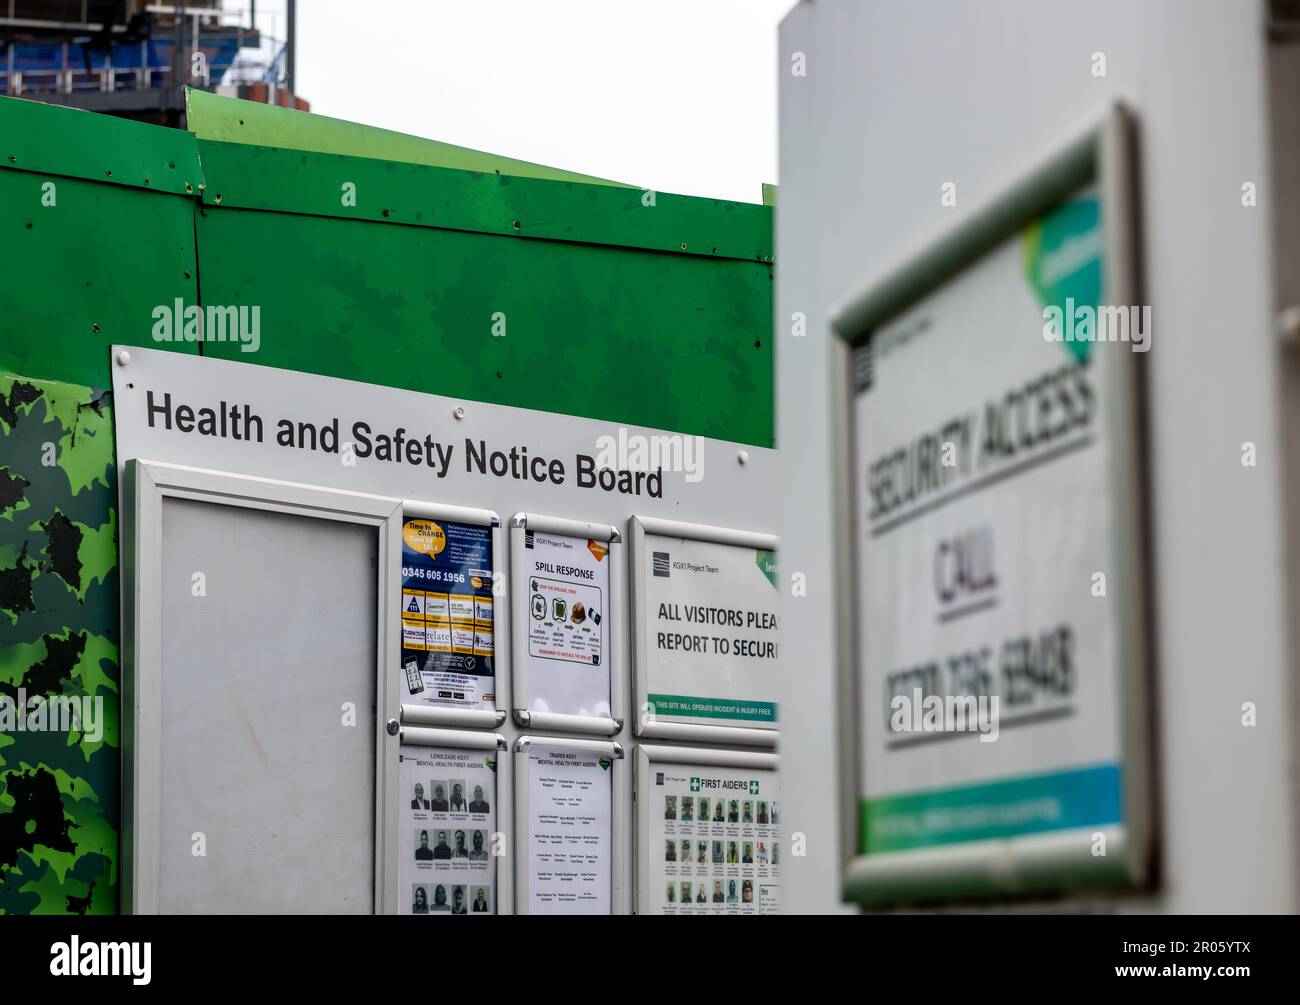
[399,500,508,730]
[628,515,779,748]
[829,103,1153,904]
[633,744,780,915]
[398,725,512,915]
[509,512,623,736]
[513,735,625,914]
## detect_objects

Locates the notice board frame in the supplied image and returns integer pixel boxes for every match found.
[509,512,624,737]
[828,103,1154,904]
[398,725,512,915]
[398,500,508,731]
[513,735,625,914]
[629,515,779,748]
[121,459,404,914]
[633,743,780,915]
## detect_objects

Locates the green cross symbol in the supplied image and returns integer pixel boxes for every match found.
[690,777,700,792]
[749,780,759,795]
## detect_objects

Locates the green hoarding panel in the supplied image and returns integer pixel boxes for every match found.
[0,170,200,388]
[194,139,773,262]
[194,206,774,445]
[0,370,121,916]
[0,95,202,389]
[186,87,633,189]
[0,95,202,196]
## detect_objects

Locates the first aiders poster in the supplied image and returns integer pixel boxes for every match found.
[638,532,780,729]
[522,529,611,718]
[401,517,496,710]
[401,744,497,915]
[648,762,781,915]
[854,187,1132,859]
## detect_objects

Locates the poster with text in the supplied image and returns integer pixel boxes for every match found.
[526,745,613,914]
[400,744,497,915]
[647,761,780,915]
[854,185,1133,858]
[638,532,779,729]
[523,529,611,718]
[402,517,495,711]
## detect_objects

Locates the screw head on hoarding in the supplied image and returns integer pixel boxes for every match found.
[454,406,466,420]
[738,450,749,465]
[385,718,400,736]
[116,350,130,367]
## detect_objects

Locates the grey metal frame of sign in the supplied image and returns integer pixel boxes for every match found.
[828,103,1154,904]
[629,515,780,748]
[400,725,512,914]
[121,459,405,914]
[510,513,624,737]
[633,744,780,915]
[399,500,508,731]
[513,735,625,914]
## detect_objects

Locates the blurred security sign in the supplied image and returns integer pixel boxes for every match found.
[837,112,1152,901]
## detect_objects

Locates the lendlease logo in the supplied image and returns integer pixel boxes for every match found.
[50,937,151,985]
[151,299,261,352]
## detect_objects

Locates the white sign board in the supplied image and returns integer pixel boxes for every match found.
[631,517,780,741]
[400,743,499,915]
[835,108,1150,900]
[111,345,778,912]
[524,742,614,914]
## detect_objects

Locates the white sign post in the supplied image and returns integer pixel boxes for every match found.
[832,105,1153,903]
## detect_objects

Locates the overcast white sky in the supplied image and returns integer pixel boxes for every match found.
[248,0,794,203]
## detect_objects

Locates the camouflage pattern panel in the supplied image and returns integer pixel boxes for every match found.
[0,370,119,915]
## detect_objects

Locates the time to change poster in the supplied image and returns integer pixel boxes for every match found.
[401,517,496,711]
[401,744,497,916]
[526,745,613,914]
[639,532,780,730]
[523,529,611,718]
[650,762,781,915]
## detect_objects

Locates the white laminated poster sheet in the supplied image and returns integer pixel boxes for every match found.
[525,744,614,914]
[400,744,498,915]
[632,518,780,737]
[522,529,612,718]
[640,750,781,915]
